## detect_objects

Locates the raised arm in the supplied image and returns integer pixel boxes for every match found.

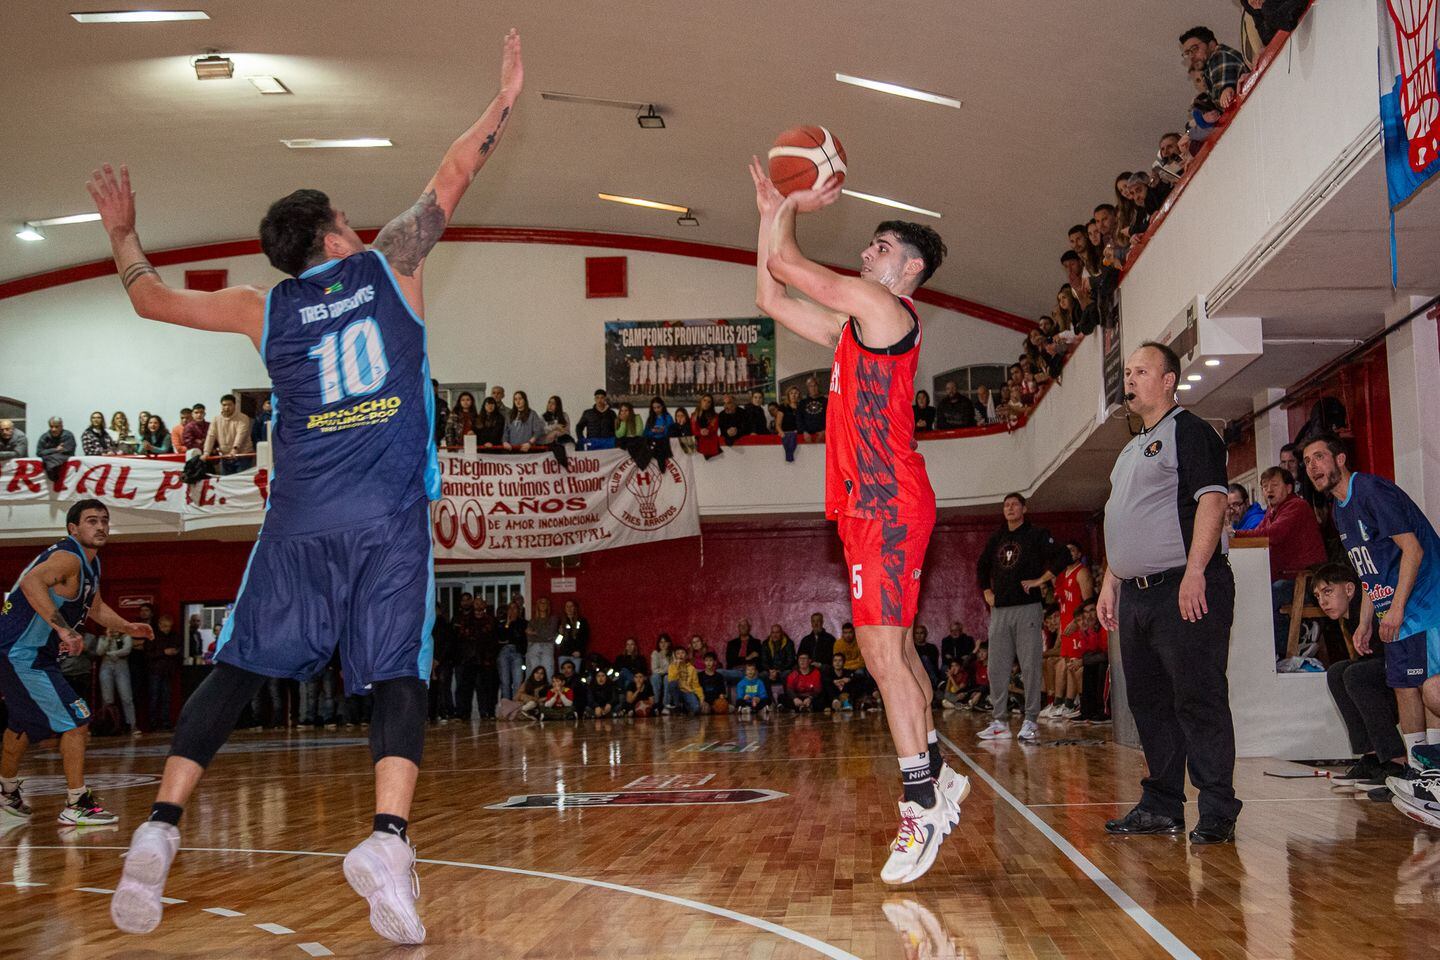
[749,159,846,348]
[374,28,523,288]
[88,164,266,349]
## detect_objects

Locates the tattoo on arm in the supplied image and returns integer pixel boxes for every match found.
[121,261,159,291]
[373,190,446,278]
[476,107,510,163]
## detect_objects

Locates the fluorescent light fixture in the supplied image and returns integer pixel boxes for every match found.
[1186,374,1202,382]
[33,212,102,226]
[15,225,44,242]
[71,10,210,23]
[835,73,961,109]
[540,91,648,110]
[840,189,941,219]
[247,76,291,95]
[1204,358,1221,367]
[597,193,689,214]
[192,52,233,80]
[282,138,393,149]
[1177,383,1193,391]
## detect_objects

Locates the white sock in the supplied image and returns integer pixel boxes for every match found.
[1427,728,1440,745]
[0,776,16,794]
[927,728,939,746]
[66,785,86,804]
[1404,731,1426,769]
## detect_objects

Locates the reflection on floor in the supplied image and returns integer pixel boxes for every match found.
[0,711,1434,958]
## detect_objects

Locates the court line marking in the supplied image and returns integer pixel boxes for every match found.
[204,906,246,917]
[938,733,1201,960]
[256,921,295,935]
[9,845,860,960]
[76,886,115,894]
[1026,797,1362,808]
[0,880,47,887]
[298,943,334,957]
[70,883,324,951]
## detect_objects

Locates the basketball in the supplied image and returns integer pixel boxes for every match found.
[767,125,847,196]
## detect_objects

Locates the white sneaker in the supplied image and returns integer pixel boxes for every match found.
[881,797,951,885]
[1039,703,1057,719]
[976,720,1011,740]
[1018,720,1040,742]
[343,832,426,945]
[936,763,971,831]
[111,821,181,934]
[1061,705,1082,720]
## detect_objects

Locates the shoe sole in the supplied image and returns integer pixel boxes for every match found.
[58,812,119,826]
[976,729,1011,740]
[343,845,426,945]
[1392,794,1440,829]
[110,840,175,934]
[882,820,947,887]
[1,806,31,821]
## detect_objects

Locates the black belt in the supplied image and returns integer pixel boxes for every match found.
[1123,558,1229,590]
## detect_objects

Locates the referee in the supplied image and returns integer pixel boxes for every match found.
[1097,341,1241,844]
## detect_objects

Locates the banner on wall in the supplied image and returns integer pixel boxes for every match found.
[0,457,267,528]
[1379,0,1440,210]
[432,447,699,560]
[603,317,777,409]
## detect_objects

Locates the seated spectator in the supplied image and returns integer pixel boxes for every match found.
[798,613,835,666]
[475,396,505,446]
[692,394,722,459]
[613,637,647,688]
[557,658,588,714]
[939,660,971,710]
[614,402,644,439]
[203,394,255,475]
[687,634,712,669]
[734,662,771,719]
[785,653,824,712]
[972,385,996,425]
[913,390,937,432]
[1075,602,1111,724]
[670,407,697,454]
[540,675,576,720]
[1315,562,1407,789]
[1247,466,1328,659]
[663,646,704,716]
[502,390,547,450]
[576,389,618,445]
[0,419,27,461]
[796,376,827,440]
[82,410,116,456]
[1227,482,1265,531]
[588,668,620,718]
[1180,25,1250,112]
[936,380,976,429]
[650,634,674,704]
[760,624,797,697]
[542,395,573,445]
[109,411,136,453]
[37,417,76,484]
[623,670,656,717]
[833,623,867,683]
[718,394,748,445]
[251,397,273,446]
[697,652,730,714]
[501,666,548,721]
[912,624,941,686]
[726,620,762,679]
[742,390,769,437]
[826,652,857,712]
[942,621,976,666]
[644,396,675,440]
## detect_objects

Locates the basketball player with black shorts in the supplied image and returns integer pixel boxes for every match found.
[90,29,523,945]
[749,160,969,884]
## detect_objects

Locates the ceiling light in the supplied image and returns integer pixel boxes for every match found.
[247,76,291,95]
[540,91,648,110]
[71,10,210,23]
[834,73,962,109]
[32,212,102,226]
[282,138,393,149]
[636,105,665,129]
[598,193,688,214]
[1204,358,1221,367]
[676,214,699,227]
[840,189,941,219]
[1177,383,1192,391]
[1186,374,1203,382]
[193,52,233,80]
[15,224,44,242]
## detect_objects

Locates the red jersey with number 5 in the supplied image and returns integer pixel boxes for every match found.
[825,296,936,523]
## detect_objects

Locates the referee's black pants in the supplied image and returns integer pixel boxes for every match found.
[1119,563,1242,823]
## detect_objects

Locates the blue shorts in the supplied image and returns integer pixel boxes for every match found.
[1385,629,1440,688]
[0,655,91,740]
[216,497,435,688]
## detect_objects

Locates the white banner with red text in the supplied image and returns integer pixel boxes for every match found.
[432,447,699,559]
[0,457,267,528]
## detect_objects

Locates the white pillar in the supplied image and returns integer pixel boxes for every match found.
[1387,295,1440,517]
[1251,387,1288,473]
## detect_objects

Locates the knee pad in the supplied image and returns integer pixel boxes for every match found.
[369,678,427,766]
[170,663,266,769]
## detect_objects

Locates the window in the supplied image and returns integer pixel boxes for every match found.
[778,368,830,400]
[0,396,26,437]
[180,600,233,665]
[932,365,1006,400]
[437,570,527,619]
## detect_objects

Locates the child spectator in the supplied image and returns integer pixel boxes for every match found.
[1075,603,1111,724]
[623,671,655,717]
[588,668,619,718]
[735,662,771,719]
[698,652,730,714]
[541,675,575,720]
[940,660,970,710]
[663,647,704,716]
[827,653,856,712]
[785,653,823,712]
[650,634,674,704]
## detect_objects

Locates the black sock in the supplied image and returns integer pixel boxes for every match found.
[374,813,409,842]
[900,751,936,807]
[149,802,183,827]
[927,738,942,780]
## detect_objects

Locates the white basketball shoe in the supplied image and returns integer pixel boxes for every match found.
[343,831,427,945]
[111,821,181,934]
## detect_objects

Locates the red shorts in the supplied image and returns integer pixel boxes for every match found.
[837,513,934,627]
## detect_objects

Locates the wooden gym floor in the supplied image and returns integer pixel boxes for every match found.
[0,711,1433,959]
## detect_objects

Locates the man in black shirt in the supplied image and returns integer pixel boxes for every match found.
[796,376,827,439]
[742,390,770,436]
[718,394,749,445]
[936,381,977,429]
[575,389,618,444]
[725,619,762,673]
[797,612,836,667]
[940,621,975,666]
[976,492,1069,741]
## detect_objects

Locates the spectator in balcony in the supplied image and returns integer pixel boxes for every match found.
[912,389,937,433]
[797,375,827,440]
[1247,466,1328,659]
[974,384,996,425]
[1039,338,1067,384]
[670,407,697,454]
[937,380,977,429]
[541,395,573,445]
[1154,131,1188,184]
[1065,228,1099,297]
[1093,204,1117,249]
[431,380,449,447]
[718,394,748,445]
[182,402,209,454]
[250,398,273,446]
[798,612,835,667]
[37,418,75,484]
[692,393,722,458]
[941,621,976,667]
[775,386,801,461]
[82,410,117,456]
[1181,26,1249,112]
[644,396,675,440]
[1239,0,1308,69]
[448,391,478,444]
[138,414,172,455]
[786,653,824,712]
[203,394,255,474]
[1226,482,1265,531]
[502,390,547,450]
[1053,286,1082,334]
[760,624,797,695]
[740,389,767,438]
[1113,172,1142,237]
[1279,443,1301,494]
[576,389,618,445]
[109,411,136,453]
[0,419,27,461]
[489,384,513,421]
[169,408,189,453]
[475,395,505,446]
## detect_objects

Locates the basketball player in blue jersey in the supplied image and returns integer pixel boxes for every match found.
[89,29,523,945]
[0,500,151,827]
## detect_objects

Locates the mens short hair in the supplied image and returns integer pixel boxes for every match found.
[875,220,947,287]
[1261,466,1293,485]
[1068,224,1087,237]
[1180,26,1217,46]
[1093,203,1117,216]
[1004,491,1028,506]
[1061,250,1080,264]
[220,393,236,404]
[1311,561,1358,588]
[259,188,337,278]
[66,498,107,528]
[1137,340,1182,385]
[1302,431,1347,460]
[1227,482,1250,502]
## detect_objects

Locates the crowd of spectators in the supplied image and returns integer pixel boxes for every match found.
[52,604,183,737]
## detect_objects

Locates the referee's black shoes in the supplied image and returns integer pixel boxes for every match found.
[1188,816,1237,845]
[1104,806,1183,835]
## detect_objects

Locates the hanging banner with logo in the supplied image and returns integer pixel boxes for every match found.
[604,317,777,408]
[432,447,700,560]
[1380,0,1440,210]
[0,457,267,528]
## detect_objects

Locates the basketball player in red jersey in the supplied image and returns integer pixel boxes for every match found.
[1047,542,1095,719]
[749,160,968,884]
